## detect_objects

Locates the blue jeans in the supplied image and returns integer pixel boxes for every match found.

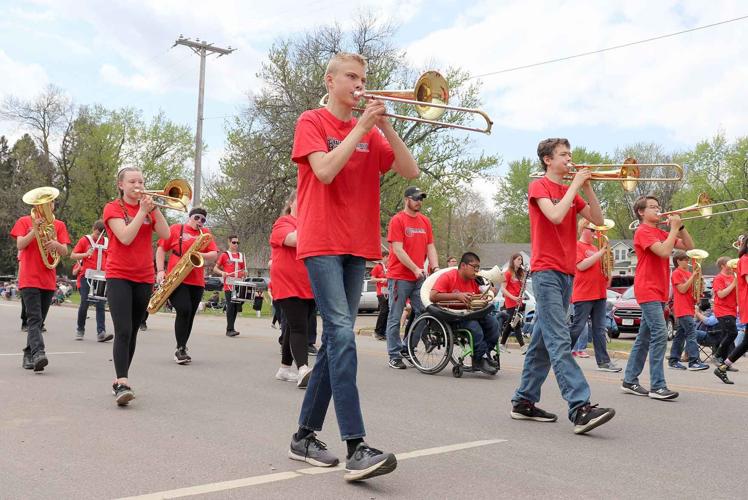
[512,271,591,421]
[385,278,424,360]
[570,299,611,364]
[298,255,366,440]
[624,301,667,391]
[458,314,501,358]
[669,315,699,363]
[77,277,106,334]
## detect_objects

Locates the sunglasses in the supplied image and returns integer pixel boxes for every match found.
[192,215,206,223]
[230,240,239,245]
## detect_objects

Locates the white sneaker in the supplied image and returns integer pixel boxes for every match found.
[499,344,509,353]
[520,344,529,355]
[275,366,298,382]
[297,365,313,389]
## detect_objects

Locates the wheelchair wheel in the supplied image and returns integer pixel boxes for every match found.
[450,329,474,370]
[406,314,453,374]
[452,365,463,378]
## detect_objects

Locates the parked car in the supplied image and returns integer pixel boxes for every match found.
[610,285,674,339]
[204,276,223,292]
[609,275,635,295]
[358,279,379,313]
[494,278,536,318]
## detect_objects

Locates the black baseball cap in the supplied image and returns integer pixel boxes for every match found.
[404,186,427,201]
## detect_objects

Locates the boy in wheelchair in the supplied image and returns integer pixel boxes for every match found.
[430,252,500,375]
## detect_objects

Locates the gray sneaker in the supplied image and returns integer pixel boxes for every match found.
[288,433,339,467]
[621,381,648,396]
[75,330,84,340]
[597,362,622,372]
[344,443,397,482]
[649,387,679,400]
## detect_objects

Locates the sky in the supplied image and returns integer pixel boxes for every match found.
[1,0,747,206]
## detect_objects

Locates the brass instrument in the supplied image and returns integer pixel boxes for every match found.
[22,186,61,269]
[589,219,615,279]
[530,157,683,192]
[147,231,212,313]
[134,179,192,212]
[509,265,530,328]
[629,194,748,230]
[434,266,501,311]
[686,249,708,301]
[319,71,494,134]
[727,258,739,269]
[732,235,744,251]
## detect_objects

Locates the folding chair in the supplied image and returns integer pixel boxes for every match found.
[696,321,723,363]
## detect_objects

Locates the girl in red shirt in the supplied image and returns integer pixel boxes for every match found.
[499,253,527,352]
[104,167,170,405]
[715,237,748,383]
[213,235,247,337]
[156,207,219,364]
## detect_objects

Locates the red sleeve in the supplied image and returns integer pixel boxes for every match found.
[371,265,383,278]
[636,226,663,251]
[425,217,434,245]
[573,194,587,212]
[387,214,405,243]
[10,217,30,239]
[368,128,394,175]
[503,270,512,282]
[740,256,748,279]
[713,275,725,293]
[527,179,548,202]
[217,252,228,267]
[575,243,585,264]
[102,202,121,224]
[291,112,328,164]
[204,232,219,252]
[73,237,88,254]
[158,225,178,251]
[672,269,687,286]
[432,271,454,293]
[55,221,71,245]
[270,217,295,248]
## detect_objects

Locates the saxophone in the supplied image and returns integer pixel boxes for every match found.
[147,231,212,314]
[22,186,61,269]
[509,266,529,328]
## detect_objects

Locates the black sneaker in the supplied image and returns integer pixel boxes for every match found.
[113,383,134,406]
[714,367,734,384]
[288,432,339,467]
[373,334,386,341]
[139,322,148,331]
[510,400,558,422]
[226,330,240,337]
[307,344,318,356]
[97,332,114,342]
[621,381,649,396]
[388,358,407,370]
[649,387,679,400]
[344,443,397,482]
[21,324,28,332]
[174,346,190,364]
[573,404,616,434]
[484,355,499,369]
[400,350,414,364]
[475,357,498,375]
[22,348,33,369]
[32,352,48,372]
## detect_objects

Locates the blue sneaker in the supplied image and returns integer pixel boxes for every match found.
[687,361,709,371]
[668,361,686,370]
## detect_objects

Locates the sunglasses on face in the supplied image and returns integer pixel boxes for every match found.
[192,215,206,223]
[230,241,239,245]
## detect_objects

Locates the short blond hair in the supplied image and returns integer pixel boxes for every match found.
[325,52,367,77]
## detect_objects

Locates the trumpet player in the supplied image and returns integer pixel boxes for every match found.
[668,251,709,371]
[103,166,170,405]
[156,207,218,364]
[11,194,70,372]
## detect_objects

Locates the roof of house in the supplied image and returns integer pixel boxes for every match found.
[471,242,531,268]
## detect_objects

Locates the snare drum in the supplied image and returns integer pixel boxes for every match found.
[231,280,255,303]
[85,269,107,302]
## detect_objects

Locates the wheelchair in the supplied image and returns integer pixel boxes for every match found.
[403,267,502,378]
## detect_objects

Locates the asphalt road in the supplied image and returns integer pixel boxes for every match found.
[1,300,747,499]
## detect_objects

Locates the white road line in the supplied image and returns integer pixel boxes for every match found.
[119,438,507,499]
[0,351,85,356]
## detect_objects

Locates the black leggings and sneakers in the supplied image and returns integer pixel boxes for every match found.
[170,283,203,363]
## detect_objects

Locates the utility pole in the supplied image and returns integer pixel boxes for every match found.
[173,35,235,207]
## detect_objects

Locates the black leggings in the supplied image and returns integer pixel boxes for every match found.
[107,279,152,378]
[727,332,748,363]
[277,297,315,368]
[716,316,739,361]
[500,307,525,346]
[171,284,203,347]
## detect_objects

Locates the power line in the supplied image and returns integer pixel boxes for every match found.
[469,14,748,80]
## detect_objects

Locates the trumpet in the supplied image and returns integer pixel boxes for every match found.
[628,194,748,230]
[319,71,494,134]
[686,249,708,301]
[589,219,615,279]
[733,235,745,251]
[529,157,683,192]
[134,179,192,212]
[22,186,61,269]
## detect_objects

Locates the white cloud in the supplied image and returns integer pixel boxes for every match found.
[0,49,49,100]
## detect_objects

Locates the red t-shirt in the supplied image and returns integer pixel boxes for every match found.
[386,211,434,281]
[103,200,157,284]
[528,177,587,275]
[216,252,247,291]
[72,235,109,287]
[572,241,608,303]
[738,255,748,324]
[292,107,394,261]
[269,215,313,300]
[633,224,672,304]
[433,269,480,294]
[503,270,522,308]
[10,216,71,291]
[158,224,219,287]
[370,263,387,296]
[713,272,737,318]
[671,267,695,318]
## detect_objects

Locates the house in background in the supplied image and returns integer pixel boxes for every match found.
[472,242,531,270]
[610,239,636,276]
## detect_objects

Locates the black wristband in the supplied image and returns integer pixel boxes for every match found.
[679,225,685,232]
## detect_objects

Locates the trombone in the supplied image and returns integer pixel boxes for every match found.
[529,157,683,192]
[319,71,494,134]
[134,179,192,212]
[628,193,748,230]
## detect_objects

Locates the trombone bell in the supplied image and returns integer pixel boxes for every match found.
[136,179,192,211]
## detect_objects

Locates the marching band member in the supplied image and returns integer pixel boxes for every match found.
[10,194,70,372]
[370,250,388,341]
[287,52,418,480]
[711,256,739,382]
[668,251,708,371]
[270,191,315,388]
[622,196,692,400]
[104,166,170,405]
[214,235,247,337]
[70,220,112,342]
[511,138,615,435]
[156,207,218,364]
[715,237,748,383]
[499,253,527,353]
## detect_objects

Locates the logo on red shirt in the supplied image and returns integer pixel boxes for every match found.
[325,137,369,152]
[404,227,427,237]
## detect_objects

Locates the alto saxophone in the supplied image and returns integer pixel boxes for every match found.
[147,231,212,314]
[509,266,529,328]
